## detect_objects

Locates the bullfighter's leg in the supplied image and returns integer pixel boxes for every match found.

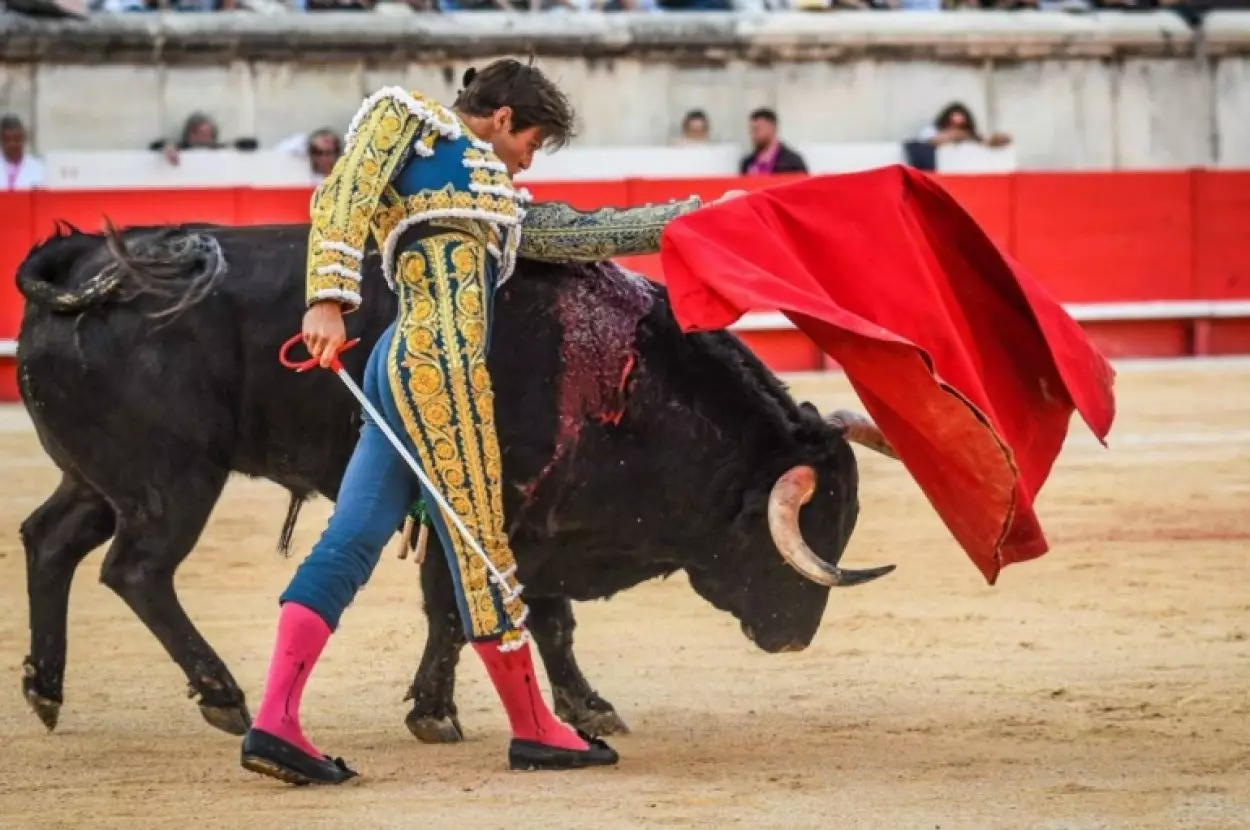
[96,462,251,735]
[241,331,415,786]
[404,567,628,742]
[528,596,630,738]
[387,234,616,771]
[21,474,116,732]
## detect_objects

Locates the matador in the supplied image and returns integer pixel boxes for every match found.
[239,59,734,785]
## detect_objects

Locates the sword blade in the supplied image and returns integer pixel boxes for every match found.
[332,368,511,591]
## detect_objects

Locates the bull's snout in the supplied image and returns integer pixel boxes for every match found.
[741,622,811,654]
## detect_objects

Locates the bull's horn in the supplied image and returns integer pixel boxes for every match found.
[826,409,899,461]
[767,465,895,588]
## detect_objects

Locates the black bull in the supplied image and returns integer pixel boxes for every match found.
[14,221,896,742]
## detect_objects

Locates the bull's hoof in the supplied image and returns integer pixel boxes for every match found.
[405,710,464,744]
[200,702,252,736]
[554,690,630,737]
[572,708,630,737]
[22,681,61,733]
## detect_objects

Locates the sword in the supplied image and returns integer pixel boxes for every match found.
[279,334,517,596]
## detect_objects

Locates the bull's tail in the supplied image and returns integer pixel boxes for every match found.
[15,222,109,312]
[17,220,227,321]
[101,220,227,321]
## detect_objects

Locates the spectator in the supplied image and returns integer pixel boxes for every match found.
[656,0,731,8]
[150,112,224,165]
[275,127,344,184]
[306,128,343,181]
[92,0,239,9]
[739,108,807,176]
[1,114,46,191]
[598,0,659,11]
[919,102,1011,149]
[149,112,258,165]
[674,109,710,145]
[304,0,374,10]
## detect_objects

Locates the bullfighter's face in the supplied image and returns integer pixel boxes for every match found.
[480,106,543,177]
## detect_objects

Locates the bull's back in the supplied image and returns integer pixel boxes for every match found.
[15,224,376,498]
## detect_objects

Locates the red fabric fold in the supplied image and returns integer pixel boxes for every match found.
[660,165,1116,583]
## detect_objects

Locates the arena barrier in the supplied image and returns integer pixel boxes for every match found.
[3,169,1249,401]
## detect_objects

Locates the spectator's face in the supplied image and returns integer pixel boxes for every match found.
[186,120,217,148]
[682,116,709,142]
[945,110,969,131]
[309,135,341,176]
[749,117,776,150]
[1,126,25,161]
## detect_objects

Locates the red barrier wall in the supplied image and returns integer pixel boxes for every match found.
[1193,171,1250,300]
[1012,172,1197,302]
[3,170,1250,400]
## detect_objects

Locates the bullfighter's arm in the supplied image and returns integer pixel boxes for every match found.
[517,196,703,263]
[304,90,427,311]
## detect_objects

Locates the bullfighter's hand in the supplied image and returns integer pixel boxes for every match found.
[715,189,747,204]
[303,301,348,368]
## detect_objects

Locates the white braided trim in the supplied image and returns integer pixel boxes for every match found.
[464,156,507,174]
[470,182,523,201]
[487,242,501,258]
[469,137,494,154]
[316,263,362,283]
[515,187,533,204]
[343,86,462,153]
[497,627,532,653]
[320,240,364,260]
[310,287,362,308]
[380,208,521,290]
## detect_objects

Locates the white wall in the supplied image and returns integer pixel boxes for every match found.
[35,143,1014,190]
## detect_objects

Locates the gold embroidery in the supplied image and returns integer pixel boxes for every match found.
[469,166,512,191]
[386,234,525,639]
[517,197,703,264]
[428,217,489,245]
[371,187,524,285]
[306,92,423,308]
[305,87,519,310]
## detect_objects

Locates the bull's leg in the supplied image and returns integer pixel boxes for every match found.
[405,545,466,744]
[528,596,629,737]
[97,467,251,735]
[405,558,628,741]
[21,475,117,732]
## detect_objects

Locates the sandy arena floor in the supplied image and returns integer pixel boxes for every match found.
[0,362,1247,829]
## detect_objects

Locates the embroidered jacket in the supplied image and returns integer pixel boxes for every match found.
[306,86,702,311]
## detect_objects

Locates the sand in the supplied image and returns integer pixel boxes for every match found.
[0,362,1246,829]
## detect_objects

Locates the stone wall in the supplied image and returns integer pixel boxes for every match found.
[2,10,1248,169]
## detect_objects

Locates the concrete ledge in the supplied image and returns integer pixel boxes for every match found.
[1203,10,1250,56]
[0,10,1216,64]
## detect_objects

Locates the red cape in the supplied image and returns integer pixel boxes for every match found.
[659,165,1116,584]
